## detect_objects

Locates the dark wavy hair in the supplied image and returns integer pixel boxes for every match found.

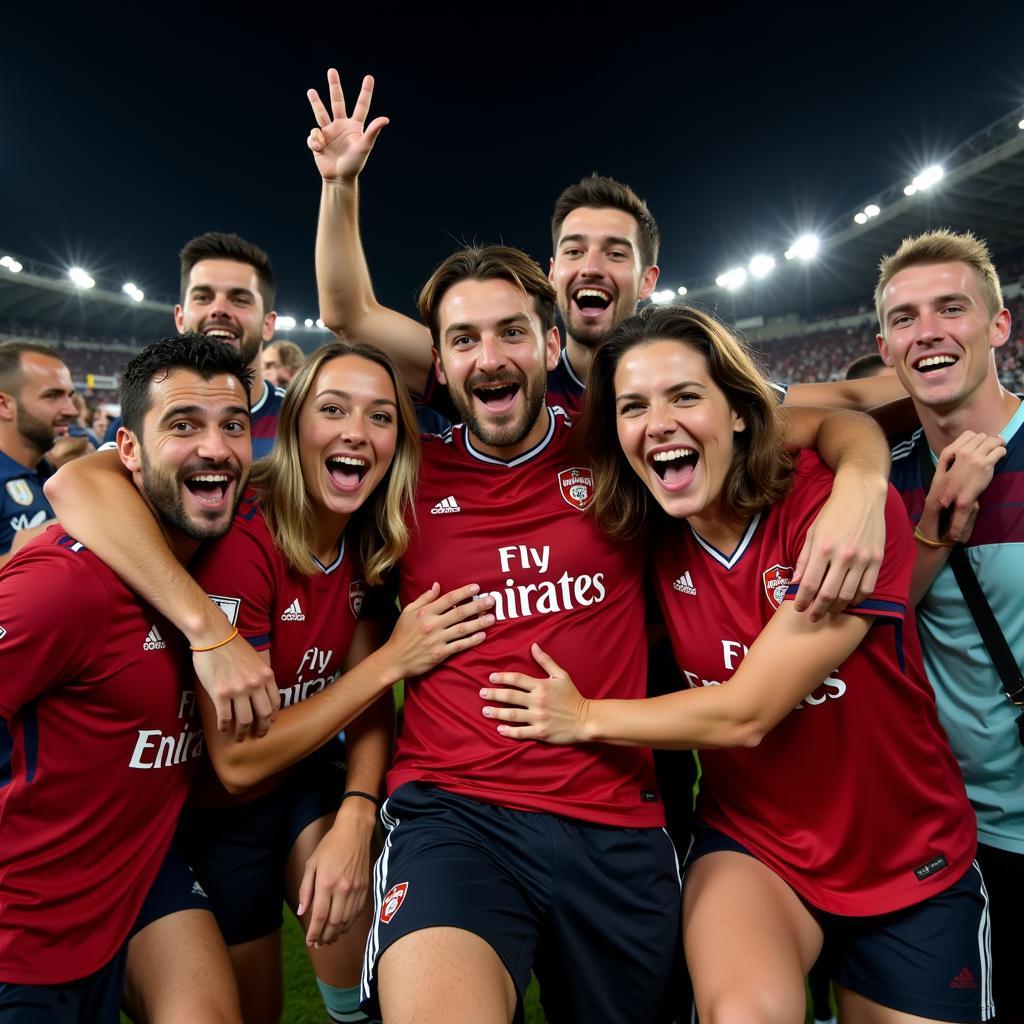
[120,332,254,435]
[579,305,793,540]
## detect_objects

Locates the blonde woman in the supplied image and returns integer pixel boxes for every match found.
[177,340,493,1024]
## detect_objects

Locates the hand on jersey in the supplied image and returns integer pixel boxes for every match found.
[192,632,280,741]
[296,809,373,947]
[385,582,494,679]
[307,68,389,184]
[792,471,886,621]
[480,643,590,744]
[925,431,1005,545]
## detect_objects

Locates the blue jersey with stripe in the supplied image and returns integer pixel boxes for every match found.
[0,451,53,555]
[889,399,1024,854]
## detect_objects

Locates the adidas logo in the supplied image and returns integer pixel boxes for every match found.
[431,496,461,515]
[281,598,305,622]
[191,880,208,898]
[672,571,697,596]
[949,966,977,990]
[143,625,167,651]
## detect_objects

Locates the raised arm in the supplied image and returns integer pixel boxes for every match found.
[782,406,890,618]
[786,372,906,412]
[44,450,279,736]
[308,68,435,394]
[480,604,871,749]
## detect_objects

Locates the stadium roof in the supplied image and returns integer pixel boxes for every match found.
[4,107,1024,339]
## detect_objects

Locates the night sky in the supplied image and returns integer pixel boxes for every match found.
[4,3,1023,322]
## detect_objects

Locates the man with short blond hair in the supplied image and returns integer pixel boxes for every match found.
[878,228,1023,1020]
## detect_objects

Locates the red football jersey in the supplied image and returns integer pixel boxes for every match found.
[0,528,200,983]
[188,494,367,806]
[389,408,663,827]
[654,451,975,915]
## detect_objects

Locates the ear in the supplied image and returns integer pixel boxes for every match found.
[0,390,15,424]
[262,310,277,343]
[638,264,660,302]
[990,308,1011,350]
[173,305,186,333]
[732,410,746,434]
[545,326,561,372]
[875,332,894,366]
[432,346,448,387]
[117,426,142,475]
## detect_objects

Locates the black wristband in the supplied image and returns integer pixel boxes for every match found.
[341,789,382,810]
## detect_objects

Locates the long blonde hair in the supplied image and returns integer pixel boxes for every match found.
[250,341,419,582]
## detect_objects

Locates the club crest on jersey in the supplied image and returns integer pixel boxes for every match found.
[349,580,366,618]
[209,594,240,626]
[380,881,408,924]
[762,564,793,609]
[557,467,594,511]
[4,480,34,507]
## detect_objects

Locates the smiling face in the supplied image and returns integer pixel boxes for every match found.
[434,277,560,459]
[120,369,251,545]
[175,259,276,371]
[10,353,78,457]
[876,260,1010,415]
[297,355,399,540]
[614,339,745,534]
[550,207,659,349]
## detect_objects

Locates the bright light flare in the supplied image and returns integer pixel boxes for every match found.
[864,203,880,217]
[906,165,944,194]
[716,267,747,291]
[651,289,676,304]
[68,267,95,289]
[676,286,688,296]
[304,318,314,328]
[277,316,297,330]
[748,254,775,279]
[854,212,868,225]
[316,318,326,329]
[122,282,144,302]
[784,234,820,261]
[0,256,22,273]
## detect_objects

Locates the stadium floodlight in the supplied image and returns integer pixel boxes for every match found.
[0,256,22,273]
[68,267,95,289]
[651,289,675,304]
[864,203,881,217]
[316,318,326,329]
[304,318,314,328]
[676,286,688,296]
[906,164,944,195]
[122,282,144,302]
[748,255,775,279]
[277,315,297,330]
[784,234,820,261]
[1019,118,1024,130]
[854,212,868,225]
[715,267,747,291]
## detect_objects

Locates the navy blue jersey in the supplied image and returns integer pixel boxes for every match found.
[0,451,53,555]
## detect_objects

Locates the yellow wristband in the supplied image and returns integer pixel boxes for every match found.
[913,526,954,549]
[190,626,239,653]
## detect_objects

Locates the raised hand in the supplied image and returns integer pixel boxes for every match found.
[306,68,389,183]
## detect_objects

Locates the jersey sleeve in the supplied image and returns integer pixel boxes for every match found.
[781,455,910,624]
[190,523,276,652]
[0,543,110,718]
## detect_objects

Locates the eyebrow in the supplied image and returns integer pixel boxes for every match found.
[559,233,636,251]
[886,292,973,322]
[158,403,251,426]
[189,284,256,301]
[444,314,532,336]
[315,388,397,407]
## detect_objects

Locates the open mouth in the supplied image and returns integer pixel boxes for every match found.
[573,287,613,317]
[472,380,520,413]
[913,354,959,375]
[184,472,233,508]
[202,326,241,347]
[650,447,699,488]
[326,454,369,491]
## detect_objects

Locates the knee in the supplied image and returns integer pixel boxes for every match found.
[699,988,804,1024]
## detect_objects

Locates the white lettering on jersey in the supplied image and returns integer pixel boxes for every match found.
[129,726,204,769]
[9,510,48,533]
[487,544,605,622]
[280,646,340,708]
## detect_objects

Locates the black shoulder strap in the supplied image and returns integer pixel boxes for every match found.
[917,440,1024,718]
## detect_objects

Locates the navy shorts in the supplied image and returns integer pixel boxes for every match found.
[176,740,348,946]
[686,823,994,1022]
[362,783,682,1023]
[0,844,208,1023]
